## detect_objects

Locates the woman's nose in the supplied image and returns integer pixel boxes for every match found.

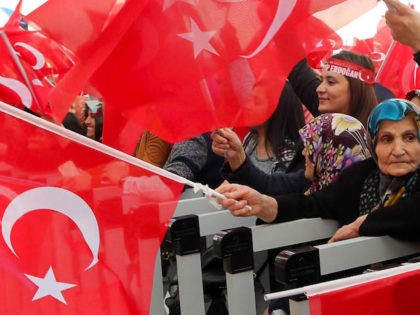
[316,81,326,93]
[392,139,406,156]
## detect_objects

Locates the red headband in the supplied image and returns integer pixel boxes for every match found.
[323,58,375,85]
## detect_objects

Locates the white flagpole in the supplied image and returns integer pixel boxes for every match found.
[0,101,226,201]
[264,262,420,301]
[375,39,396,81]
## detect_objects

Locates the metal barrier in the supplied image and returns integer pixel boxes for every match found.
[151,189,420,315]
[150,190,256,315]
[274,236,420,315]
[164,212,339,315]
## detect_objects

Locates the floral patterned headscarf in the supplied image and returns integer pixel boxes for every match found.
[299,113,371,193]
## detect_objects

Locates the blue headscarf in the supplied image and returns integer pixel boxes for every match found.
[367,98,420,147]
[363,98,420,212]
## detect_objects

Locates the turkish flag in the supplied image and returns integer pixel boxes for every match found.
[375,41,419,98]
[309,268,420,315]
[0,33,52,115]
[26,0,349,153]
[0,101,184,314]
[335,3,420,98]
[0,0,74,116]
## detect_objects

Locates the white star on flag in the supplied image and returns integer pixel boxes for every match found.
[163,0,195,11]
[178,18,220,59]
[26,266,76,304]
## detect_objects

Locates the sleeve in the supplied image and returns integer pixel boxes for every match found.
[221,156,309,195]
[134,130,171,167]
[272,164,364,225]
[359,191,420,241]
[163,135,208,181]
[287,58,321,117]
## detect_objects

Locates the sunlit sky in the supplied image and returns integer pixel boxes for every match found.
[1,0,420,43]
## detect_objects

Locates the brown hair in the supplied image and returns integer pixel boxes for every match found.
[331,50,378,127]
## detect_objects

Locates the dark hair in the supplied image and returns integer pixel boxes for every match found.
[331,50,378,127]
[244,81,305,159]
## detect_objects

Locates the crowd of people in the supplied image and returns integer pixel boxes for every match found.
[55,1,420,314]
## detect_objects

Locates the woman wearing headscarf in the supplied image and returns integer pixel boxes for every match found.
[299,113,370,195]
[216,98,420,242]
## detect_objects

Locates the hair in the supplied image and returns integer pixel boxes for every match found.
[331,50,378,128]
[244,81,305,159]
[83,104,103,142]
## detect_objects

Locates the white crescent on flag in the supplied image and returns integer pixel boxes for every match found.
[242,0,298,58]
[0,75,32,108]
[1,186,100,270]
[14,42,46,70]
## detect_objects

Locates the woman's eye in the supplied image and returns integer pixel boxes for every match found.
[404,133,416,142]
[379,135,392,143]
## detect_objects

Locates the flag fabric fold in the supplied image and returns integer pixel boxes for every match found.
[26,0,356,153]
[0,101,185,314]
[309,265,420,315]
[0,0,75,117]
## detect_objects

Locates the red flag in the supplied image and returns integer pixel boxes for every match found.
[27,0,350,153]
[309,268,420,315]
[0,102,184,314]
[0,0,70,117]
[0,32,51,115]
[375,41,418,98]
[333,3,419,98]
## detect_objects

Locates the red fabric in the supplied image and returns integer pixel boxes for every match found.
[0,34,49,115]
[339,13,416,98]
[375,41,419,99]
[0,0,74,117]
[309,269,420,315]
[26,0,346,153]
[0,106,184,314]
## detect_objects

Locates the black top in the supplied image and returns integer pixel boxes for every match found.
[270,159,420,241]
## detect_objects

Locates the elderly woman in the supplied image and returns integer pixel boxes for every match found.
[216,98,420,242]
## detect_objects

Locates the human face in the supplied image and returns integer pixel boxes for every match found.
[302,148,315,181]
[375,115,420,177]
[84,109,96,139]
[316,70,351,115]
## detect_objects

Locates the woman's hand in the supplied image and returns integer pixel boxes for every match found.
[328,214,367,243]
[210,128,246,171]
[216,181,278,223]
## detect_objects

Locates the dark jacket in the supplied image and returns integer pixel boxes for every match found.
[271,158,420,241]
[221,141,309,195]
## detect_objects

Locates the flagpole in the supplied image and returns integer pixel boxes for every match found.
[375,39,396,81]
[0,101,225,201]
[0,30,44,115]
[264,262,420,301]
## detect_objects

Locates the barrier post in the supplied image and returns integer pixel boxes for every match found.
[166,214,206,315]
[214,227,256,315]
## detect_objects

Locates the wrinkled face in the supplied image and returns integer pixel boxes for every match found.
[302,148,315,181]
[316,70,351,115]
[375,116,420,176]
